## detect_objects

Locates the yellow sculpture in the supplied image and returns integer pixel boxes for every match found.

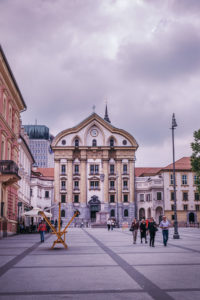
[39,203,80,249]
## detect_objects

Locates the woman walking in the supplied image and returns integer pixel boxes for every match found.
[148,217,158,247]
[140,219,147,244]
[130,218,139,244]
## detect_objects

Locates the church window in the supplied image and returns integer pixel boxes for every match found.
[92,139,97,147]
[110,164,115,174]
[123,194,128,202]
[61,194,66,203]
[74,195,79,203]
[61,210,65,217]
[110,209,115,217]
[124,209,128,217]
[110,195,115,203]
[110,138,114,147]
[75,139,79,147]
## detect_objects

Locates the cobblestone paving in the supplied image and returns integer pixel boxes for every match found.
[0,227,200,299]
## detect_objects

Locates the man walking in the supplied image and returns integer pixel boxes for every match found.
[160,216,170,246]
[148,217,157,247]
[38,220,47,243]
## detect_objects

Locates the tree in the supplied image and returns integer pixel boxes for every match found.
[191,129,200,194]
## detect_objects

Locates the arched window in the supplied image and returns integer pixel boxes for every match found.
[61,209,65,217]
[92,139,97,147]
[110,138,114,147]
[124,209,129,217]
[110,209,115,217]
[75,139,79,147]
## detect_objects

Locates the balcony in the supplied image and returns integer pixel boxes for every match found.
[0,160,21,186]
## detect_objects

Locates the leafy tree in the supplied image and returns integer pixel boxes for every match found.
[191,129,200,194]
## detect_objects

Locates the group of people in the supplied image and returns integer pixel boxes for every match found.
[130,216,170,247]
[107,218,116,231]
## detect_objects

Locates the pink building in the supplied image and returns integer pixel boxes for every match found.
[0,45,27,237]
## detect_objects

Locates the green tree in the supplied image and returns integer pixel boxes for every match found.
[191,129,200,194]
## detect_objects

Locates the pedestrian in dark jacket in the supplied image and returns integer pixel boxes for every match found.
[148,217,158,247]
[140,219,147,243]
[130,219,139,244]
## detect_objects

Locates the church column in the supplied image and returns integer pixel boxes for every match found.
[103,159,109,214]
[116,158,122,225]
[67,159,73,218]
[80,158,87,221]
[54,160,60,203]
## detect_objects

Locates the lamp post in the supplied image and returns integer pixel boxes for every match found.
[171,113,180,239]
[116,173,119,227]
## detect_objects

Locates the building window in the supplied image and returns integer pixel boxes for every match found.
[123,180,128,189]
[183,192,188,201]
[195,193,200,201]
[123,194,128,202]
[61,210,65,217]
[74,164,79,174]
[124,209,129,217]
[92,139,97,147]
[90,164,99,174]
[110,138,114,147]
[170,174,174,185]
[171,192,174,201]
[75,139,79,147]
[45,191,49,198]
[110,195,115,203]
[61,181,66,190]
[123,164,128,174]
[171,215,175,220]
[194,175,199,185]
[74,181,79,189]
[74,195,79,203]
[61,165,66,174]
[183,205,188,211]
[140,194,144,202]
[196,205,200,211]
[110,164,115,174]
[182,175,187,185]
[61,194,66,203]
[146,194,151,202]
[90,181,99,189]
[157,192,162,201]
[110,209,115,217]
[171,205,174,211]
[110,181,115,189]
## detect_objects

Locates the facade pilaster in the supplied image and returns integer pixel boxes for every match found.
[67,160,73,204]
[103,159,109,203]
[54,160,60,203]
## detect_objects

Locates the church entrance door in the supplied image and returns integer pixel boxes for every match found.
[88,196,101,222]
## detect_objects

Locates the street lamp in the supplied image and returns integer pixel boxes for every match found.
[116,173,119,227]
[171,113,180,239]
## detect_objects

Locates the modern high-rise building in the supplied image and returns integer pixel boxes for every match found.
[52,107,138,226]
[24,125,54,168]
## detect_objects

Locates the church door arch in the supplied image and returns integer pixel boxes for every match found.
[88,196,101,222]
[139,208,145,220]
[189,212,195,223]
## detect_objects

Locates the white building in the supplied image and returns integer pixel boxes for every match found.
[135,168,164,224]
[30,168,54,213]
[18,127,35,226]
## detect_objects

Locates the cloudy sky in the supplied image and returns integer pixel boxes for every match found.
[1,0,200,167]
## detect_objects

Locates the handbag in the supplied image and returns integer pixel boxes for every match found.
[129,226,134,232]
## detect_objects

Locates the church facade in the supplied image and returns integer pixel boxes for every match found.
[51,109,138,226]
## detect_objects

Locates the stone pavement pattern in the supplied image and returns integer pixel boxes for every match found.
[0,228,200,299]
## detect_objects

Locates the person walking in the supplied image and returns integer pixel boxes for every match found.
[140,219,147,243]
[148,217,158,247]
[111,219,115,230]
[130,218,139,244]
[160,215,170,246]
[107,219,111,231]
[38,220,47,243]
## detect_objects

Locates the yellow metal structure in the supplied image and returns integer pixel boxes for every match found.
[39,203,80,249]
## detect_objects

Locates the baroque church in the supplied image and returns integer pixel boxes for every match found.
[51,107,138,226]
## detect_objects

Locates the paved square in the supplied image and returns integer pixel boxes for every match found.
[0,228,200,299]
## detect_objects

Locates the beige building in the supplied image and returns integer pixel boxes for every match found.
[51,110,138,226]
[161,157,200,226]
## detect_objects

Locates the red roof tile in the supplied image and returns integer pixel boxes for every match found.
[163,157,191,171]
[135,168,161,177]
[35,168,54,178]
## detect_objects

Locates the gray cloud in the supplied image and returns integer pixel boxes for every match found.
[0,0,200,166]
